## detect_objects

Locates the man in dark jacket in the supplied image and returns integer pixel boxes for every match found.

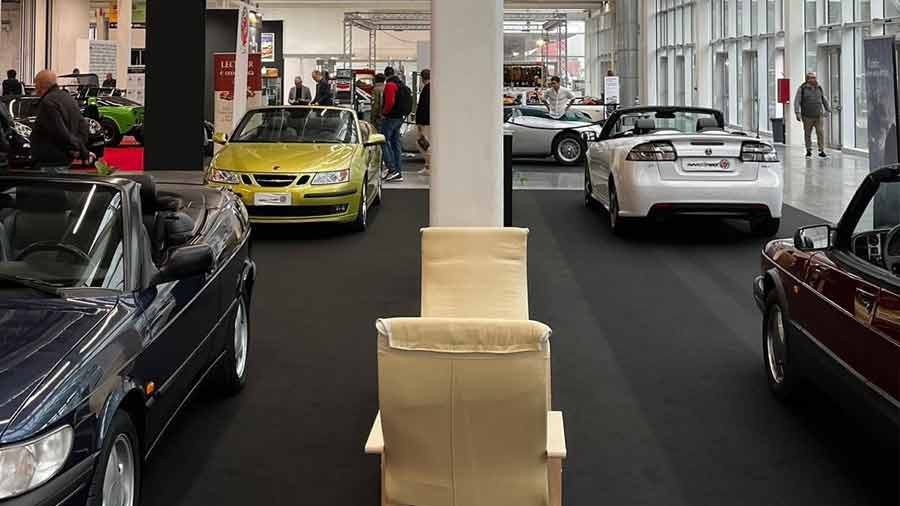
[311,70,334,106]
[2,70,24,96]
[415,69,431,176]
[794,71,831,158]
[31,70,93,173]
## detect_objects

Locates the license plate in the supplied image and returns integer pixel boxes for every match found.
[682,159,734,171]
[254,193,291,206]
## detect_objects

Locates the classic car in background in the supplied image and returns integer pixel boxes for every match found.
[584,106,783,236]
[86,95,145,147]
[569,96,608,123]
[401,106,602,165]
[206,106,385,230]
[2,96,106,169]
[754,166,900,430]
[0,174,255,506]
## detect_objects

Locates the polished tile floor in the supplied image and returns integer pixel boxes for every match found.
[154,145,871,223]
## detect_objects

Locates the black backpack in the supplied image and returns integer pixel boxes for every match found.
[394,82,414,117]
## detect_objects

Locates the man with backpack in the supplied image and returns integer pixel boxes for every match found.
[381,66,413,182]
[794,71,831,158]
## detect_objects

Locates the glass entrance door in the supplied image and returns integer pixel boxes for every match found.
[827,48,842,148]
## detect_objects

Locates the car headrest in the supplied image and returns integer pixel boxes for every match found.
[123,175,157,214]
[16,187,70,213]
[697,117,721,131]
[635,118,656,131]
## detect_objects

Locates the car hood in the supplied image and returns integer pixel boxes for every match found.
[0,301,111,438]
[213,143,359,173]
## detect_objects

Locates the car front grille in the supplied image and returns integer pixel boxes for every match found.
[246,204,349,218]
[249,174,311,187]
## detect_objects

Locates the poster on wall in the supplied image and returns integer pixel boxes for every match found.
[214,53,263,146]
[261,33,275,63]
[604,76,620,105]
[864,36,900,228]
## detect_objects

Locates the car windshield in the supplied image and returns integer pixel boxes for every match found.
[610,110,721,135]
[516,108,591,123]
[0,181,126,293]
[232,108,358,144]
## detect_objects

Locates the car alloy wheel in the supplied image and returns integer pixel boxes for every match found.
[766,305,786,385]
[102,434,136,506]
[558,137,582,164]
[234,299,248,379]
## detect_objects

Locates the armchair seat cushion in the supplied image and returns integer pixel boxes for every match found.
[376,318,551,354]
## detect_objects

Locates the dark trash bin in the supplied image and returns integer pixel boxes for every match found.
[771,118,785,144]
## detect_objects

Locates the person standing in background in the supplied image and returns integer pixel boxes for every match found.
[371,73,386,129]
[415,69,431,176]
[544,76,575,119]
[381,66,413,182]
[794,71,831,158]
[2,70,24,96]
[288,76,312,105]
[102,73,117,88]
[311,70,334,106]
[31,70,93,173]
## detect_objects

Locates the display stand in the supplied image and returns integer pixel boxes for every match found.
[864,36,900,228]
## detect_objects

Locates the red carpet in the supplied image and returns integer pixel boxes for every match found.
[102,143,144,172]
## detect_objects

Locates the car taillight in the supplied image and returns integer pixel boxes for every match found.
[627,142,677,162]
[741,141,779,162]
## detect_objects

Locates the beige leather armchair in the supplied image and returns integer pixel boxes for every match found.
[365,228,567,506]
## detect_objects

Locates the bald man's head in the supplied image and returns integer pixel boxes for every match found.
[34,70,56,97]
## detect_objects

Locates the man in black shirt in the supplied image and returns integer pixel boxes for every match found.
[102,73,117,88]
[311,70,334,106]
[415,69,431,176]
[2,70,24,96]
[31,70,93,173]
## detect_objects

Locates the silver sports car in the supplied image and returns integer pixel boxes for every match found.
[402,106,604,165]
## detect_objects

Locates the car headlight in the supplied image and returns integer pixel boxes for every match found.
[208,168,242,185]
[0,426,74,499]
[12,122,31,139]
[87,118,102,136]
[311,169,351,185]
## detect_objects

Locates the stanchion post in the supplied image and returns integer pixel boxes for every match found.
[504,132,513,227]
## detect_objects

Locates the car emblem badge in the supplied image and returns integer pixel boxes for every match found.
[705,148,713,156]
[720,159,731,170]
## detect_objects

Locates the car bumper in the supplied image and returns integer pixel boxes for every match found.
[208,182,362,224]
[616,163,783,219]
[2,453,96,506]
[753,275,766,312]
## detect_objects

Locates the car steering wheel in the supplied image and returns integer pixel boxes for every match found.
[15,241,92,264]
[883,225,900,274]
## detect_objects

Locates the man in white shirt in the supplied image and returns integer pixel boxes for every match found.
[544,76,575,119]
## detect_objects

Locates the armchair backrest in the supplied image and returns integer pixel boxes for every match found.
[421,227,529,320]
[376,318,552,506]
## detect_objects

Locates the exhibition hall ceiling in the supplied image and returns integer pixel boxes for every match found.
[252,0,603,9]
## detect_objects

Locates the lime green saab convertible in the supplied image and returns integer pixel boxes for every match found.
[206,106,386,229]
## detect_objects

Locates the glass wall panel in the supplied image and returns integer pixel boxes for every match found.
[768,41,777,123]
[685,5,693,43]
[713,0,721,39]
[751,0,757,34]
[887,0,900,19]
[675,56,686,106]
[805,0,817,28]
[737,48,744,126]
[660,56,669,105]
[806,32,818,73]
[856,0,871,20]
[766,0,775,33]
[737,0,743,36]
[855,27,870,149]
[827,0,842,23]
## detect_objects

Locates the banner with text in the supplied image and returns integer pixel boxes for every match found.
[865,36,900,228]
[214,52,263,144]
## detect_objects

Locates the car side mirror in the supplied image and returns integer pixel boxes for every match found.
[213,132,229,145]
[794,225,834,251]
[151,244,214,286]
[365,133,386,146]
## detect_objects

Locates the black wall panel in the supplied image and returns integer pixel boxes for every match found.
[144,0,205,171]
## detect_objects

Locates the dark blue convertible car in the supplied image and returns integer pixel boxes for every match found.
[0,174,255,505]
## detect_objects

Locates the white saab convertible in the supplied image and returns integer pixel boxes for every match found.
[584,106,784,236]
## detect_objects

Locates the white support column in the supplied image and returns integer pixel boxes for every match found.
[783,0,806,147]
[116,0,132,89]
[430,0,503,227]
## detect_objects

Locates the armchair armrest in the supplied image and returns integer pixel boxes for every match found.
[365,411,384,455]
[547,411,566,459]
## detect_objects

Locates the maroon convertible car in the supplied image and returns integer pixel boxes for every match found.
[754,166,900,426]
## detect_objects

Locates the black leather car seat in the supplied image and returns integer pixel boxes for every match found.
[3,188,72,259]
[124,176,196,265]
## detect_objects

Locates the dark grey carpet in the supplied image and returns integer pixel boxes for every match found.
[141,190,897,506]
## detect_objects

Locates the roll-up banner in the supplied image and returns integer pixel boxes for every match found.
[214,52,263,149]
[864,36,900,228]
